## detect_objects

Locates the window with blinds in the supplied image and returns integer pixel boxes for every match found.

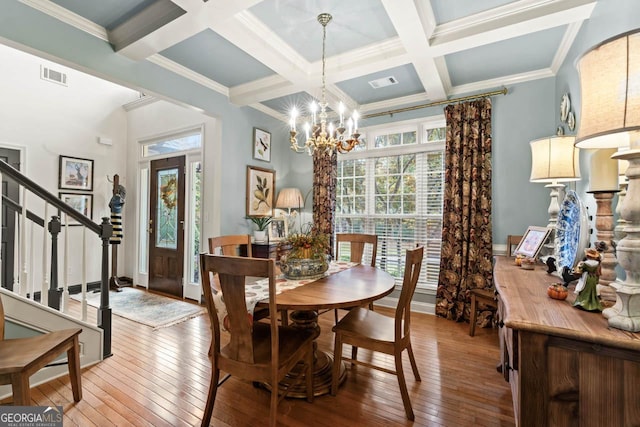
[335,117,445,290]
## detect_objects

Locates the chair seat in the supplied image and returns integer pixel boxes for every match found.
[0,328,81,375]
[220,323,315,366]
[333,307,398,346]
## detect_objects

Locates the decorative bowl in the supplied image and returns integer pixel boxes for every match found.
[280,256,329,280]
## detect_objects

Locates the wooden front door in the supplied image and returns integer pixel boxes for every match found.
[0,148,20,291]
[148,156,185,297]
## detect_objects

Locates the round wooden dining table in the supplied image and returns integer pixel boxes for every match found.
[257,264,396,397]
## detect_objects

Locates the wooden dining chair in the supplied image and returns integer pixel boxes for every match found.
[507,234,523,257]
[468,288,498,337]
[208,234,279,323]
[208,234,252,257]
[333,233,378,323]
[0,295,83,405]
[199,254,314,427]
[331,246,423,421]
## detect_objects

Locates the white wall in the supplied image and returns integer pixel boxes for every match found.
[0,44,139,285]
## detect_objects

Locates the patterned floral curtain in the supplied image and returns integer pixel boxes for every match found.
[436,99,494,324]
[312,150,337,256]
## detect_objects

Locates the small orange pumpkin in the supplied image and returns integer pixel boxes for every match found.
[547,283,568,300]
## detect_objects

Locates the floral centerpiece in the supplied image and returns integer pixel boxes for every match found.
[279,223,330,280]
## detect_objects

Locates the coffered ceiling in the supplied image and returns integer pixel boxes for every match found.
[21,0,597,120]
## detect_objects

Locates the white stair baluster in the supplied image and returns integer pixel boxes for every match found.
[41,203,48,306]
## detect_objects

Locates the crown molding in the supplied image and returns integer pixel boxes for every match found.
[122,95,158,112]
[449,68,554,96]
[147,54,229,97]
[551,21,583,73]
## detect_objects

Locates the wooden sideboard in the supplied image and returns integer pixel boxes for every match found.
[493,256,640,427]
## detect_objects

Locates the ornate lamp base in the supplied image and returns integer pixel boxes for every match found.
[602,281,640,331]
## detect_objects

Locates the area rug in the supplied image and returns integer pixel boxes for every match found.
[71,287,205,329]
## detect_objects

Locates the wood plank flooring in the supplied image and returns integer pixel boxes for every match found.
[18,291,514,426]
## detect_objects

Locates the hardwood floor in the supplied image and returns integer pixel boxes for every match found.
[20,293,514,426]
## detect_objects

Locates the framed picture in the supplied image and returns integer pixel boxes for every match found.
[268,217,288,241]
[59,192,93,225]
[253,128,271,162]
[514,226,552,259]
[59,155,94,191]
[246,166,275,217]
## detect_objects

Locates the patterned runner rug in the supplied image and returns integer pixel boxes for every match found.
[71,287,205,329]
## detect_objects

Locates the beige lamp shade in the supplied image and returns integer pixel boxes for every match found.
[575,30,640,148]
[276,187,304,209]
[529,136,581,182]
[589,148,619,192]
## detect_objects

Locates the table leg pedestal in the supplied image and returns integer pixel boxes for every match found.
[277,310,346,397]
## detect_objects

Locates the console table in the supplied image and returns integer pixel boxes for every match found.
[493,256,640,427]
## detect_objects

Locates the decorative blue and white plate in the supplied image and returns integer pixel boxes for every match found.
[555,190,589,269]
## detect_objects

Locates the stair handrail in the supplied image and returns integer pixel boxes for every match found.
[0,160,100,233]
[0,159,113,358]
[2,194,45,227]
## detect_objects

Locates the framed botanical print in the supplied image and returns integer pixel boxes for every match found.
[253,128,271,162]
[246,166,275,217]
[59,155,94,191]
[59,192,93,225]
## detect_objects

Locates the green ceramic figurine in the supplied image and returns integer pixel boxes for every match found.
[573,248,603,312]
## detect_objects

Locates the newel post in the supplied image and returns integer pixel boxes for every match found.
[47,216,62,310]
[98,217,113,358]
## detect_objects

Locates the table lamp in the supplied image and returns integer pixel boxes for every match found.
[276,187,304,232]
[529,135,581,254]
[575,29,640,331]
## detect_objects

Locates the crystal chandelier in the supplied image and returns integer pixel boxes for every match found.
[289,13,361,155]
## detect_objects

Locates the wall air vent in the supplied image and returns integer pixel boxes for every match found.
[40,65,67,86]
[368,76,398,89]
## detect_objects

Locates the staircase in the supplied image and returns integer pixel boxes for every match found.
[0,160,113,365]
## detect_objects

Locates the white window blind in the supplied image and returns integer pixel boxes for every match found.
[335,118,445,290]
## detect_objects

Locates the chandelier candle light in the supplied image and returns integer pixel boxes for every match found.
[289,13,361,155]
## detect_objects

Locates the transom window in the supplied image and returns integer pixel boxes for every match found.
[335,117,445,290]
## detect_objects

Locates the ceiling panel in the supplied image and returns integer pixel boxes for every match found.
[336,64,424,105]
[249,0,397,62]
[446,26,566,86]
[161,29,275,87]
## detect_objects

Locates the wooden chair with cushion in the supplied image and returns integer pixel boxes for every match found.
[199,254,314,427]
[0,295,82,405]
[507,234,523,257]
[331,246,423,421]
[333,233,378,323]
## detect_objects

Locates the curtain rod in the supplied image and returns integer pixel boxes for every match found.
[361,87,508,120]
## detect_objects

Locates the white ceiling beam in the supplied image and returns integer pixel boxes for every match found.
[382,0,447,101]
[229,39,409,106]
[429,0,597,56]
[113,0,263,60]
